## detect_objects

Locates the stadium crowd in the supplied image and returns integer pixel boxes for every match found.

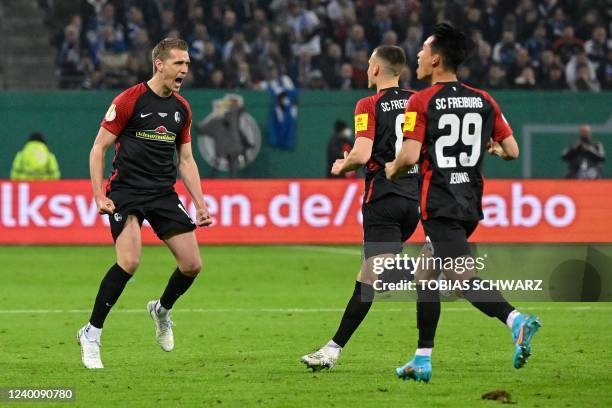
[48,0,611,91]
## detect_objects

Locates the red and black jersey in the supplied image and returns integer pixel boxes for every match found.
[354,87,419,204]
[100,82,192,193]
[403,81,512,221]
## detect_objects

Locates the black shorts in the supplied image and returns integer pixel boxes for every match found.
[107,189,196,242]
[422,217,479,259]
[362,194,420,259]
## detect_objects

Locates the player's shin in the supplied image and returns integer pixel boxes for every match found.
[331,281,375,348]
[159,267,197,311]
[88,263,132,329]
[462,277,515,324]
[416,283,440,353]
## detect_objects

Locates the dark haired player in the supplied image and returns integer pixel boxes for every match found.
[301,46,419,371]
[77,38,212,369]
[386,23,540,382]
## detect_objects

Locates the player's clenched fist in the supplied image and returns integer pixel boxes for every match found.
[331,151,348,176]
[195,203,213,227]
[385,161,398,180]
[95,195,115,215]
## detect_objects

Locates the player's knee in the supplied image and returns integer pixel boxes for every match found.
[180,258,202,277]
[118,256,140,274]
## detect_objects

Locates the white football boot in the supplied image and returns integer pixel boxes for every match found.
[300,346,341,371]
[77,325,104,369]
[147,300,174,352]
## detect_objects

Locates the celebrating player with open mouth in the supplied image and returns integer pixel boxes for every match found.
[301,46,419,371]
[386,23,541,383]
[77,38,212,369]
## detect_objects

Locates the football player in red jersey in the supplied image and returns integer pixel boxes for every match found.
[77,38,212,369]
[301,46,420,371]
[386,23,540,382]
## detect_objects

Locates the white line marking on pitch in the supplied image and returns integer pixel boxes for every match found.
[0,306,609,314]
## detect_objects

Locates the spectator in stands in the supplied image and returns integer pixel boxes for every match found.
[525,23,550,65]
[553,26,584,64]
[345,24,369,61]
[562,125,605,179]
[547,7,567,38]
[327,0,355,24]
[575,9,600,41]
[339,62,355,90]
[381,30,398,46]
[467,41,492,87]
[599,50,612,90]
[11,132,60,180]
[401,26,422,66]
[351,49,369,89]
[320,42,343,89]
[127,29,151,85]
[515,0,539,42]
[585,26,610,66]
[486,64,509,89]
[566,51,599,91]
[58,24,89,88]
[507,48,532,83]
[286,0,321,58]
[126,6,146,45]
[513,66,537,89]
[542,63,568,90]
[493,30,520,69]
[536,49,557,82]
[366,4,394,45]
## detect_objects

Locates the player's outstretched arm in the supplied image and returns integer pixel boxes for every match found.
[386,139,421,180]
[331,137,373,176]
[177,142,212,227]
[488,136,519,161]
[90,127,117,214]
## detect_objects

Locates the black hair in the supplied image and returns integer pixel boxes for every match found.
[373,45,406,76]
[430,22,473,72]
[28,132,46,144]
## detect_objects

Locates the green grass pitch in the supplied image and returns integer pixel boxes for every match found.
[0,245,611,407]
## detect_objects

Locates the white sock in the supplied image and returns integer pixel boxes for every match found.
[506,309,521,330]
[325,340,342,350]
[156,301,169,317]
[85,323,102,341]
[415,348,432,357]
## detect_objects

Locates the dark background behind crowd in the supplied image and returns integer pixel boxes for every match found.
[43,0,611,91]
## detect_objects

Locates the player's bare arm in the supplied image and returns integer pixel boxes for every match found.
[331,137,373,176]
[89,127,118,214]
[385,139,421,180]
[488,135,519,160]
[177,141,212,227]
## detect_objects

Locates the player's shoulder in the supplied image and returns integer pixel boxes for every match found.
[354,93,378,113]
[173,91,191,112]
[408,84,445,108]
[112,83,147,106]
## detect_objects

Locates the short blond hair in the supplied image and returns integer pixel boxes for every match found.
[151,38,188,72]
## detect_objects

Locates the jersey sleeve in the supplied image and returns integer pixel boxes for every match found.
[180,102,192,144]
[353,97,375,140]
[402,93,427,143]
[487,93,513,142]
[100,90,137,136]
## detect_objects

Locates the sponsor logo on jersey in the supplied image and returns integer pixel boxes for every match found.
[354,113,368,132]
[135,126,177,142]
[105,104,117,121]
[403,111,417,132]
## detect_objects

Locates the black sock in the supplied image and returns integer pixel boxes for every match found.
[159,268,196,310]
[416,285,440,348]
[89,263,132,328]
[332,281,375,347]
[463,277,515,324]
